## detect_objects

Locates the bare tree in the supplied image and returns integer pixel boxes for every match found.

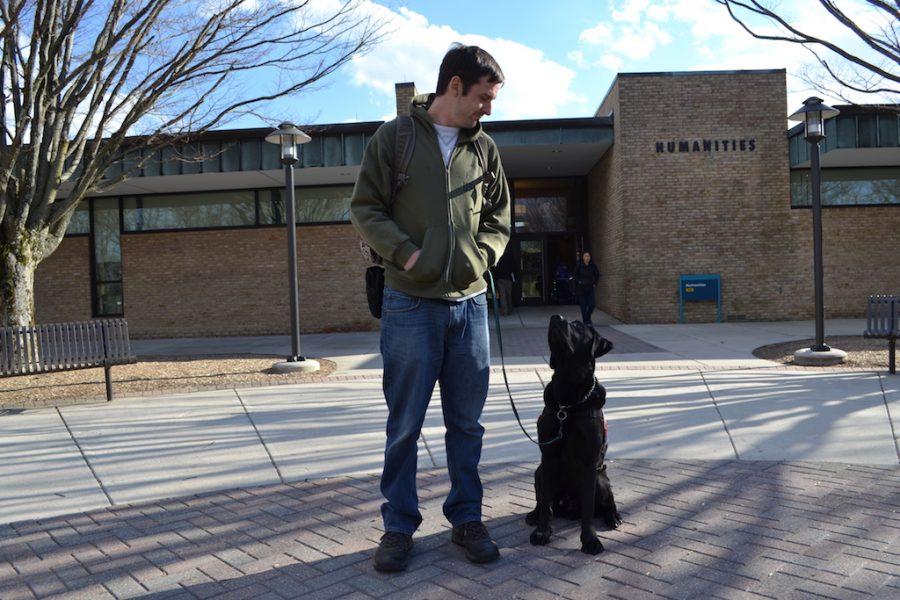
[0,0,383,326]
[715,1,899,102]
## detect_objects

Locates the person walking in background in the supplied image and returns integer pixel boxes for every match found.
[492,252,517,315]
[574,251,600,325]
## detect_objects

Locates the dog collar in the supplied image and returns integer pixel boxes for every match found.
[552,377,598,426]
[557,377,597,412]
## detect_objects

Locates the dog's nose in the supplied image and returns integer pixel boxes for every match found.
[550,314,565,324]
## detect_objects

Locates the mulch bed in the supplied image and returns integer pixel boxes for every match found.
[752,335,892,370]
[0,355,337,410]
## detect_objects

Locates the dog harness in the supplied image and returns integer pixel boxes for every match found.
[541,377,605,446]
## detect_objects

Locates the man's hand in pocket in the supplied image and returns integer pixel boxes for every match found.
[404,249,421,271]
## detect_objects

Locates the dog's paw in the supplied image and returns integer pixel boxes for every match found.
[525,510,537,526]
[580,535,604,555]
[604,510,622,529]
[530,529,552,546]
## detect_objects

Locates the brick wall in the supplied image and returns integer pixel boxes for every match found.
[34,237,92,324]
[820,207,900,317]
[121,225,376,338]
[587,81,629,320]
[587,70,900,323]
[584,70,899,323]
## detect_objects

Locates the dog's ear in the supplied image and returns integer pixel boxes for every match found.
[592,333,613,358]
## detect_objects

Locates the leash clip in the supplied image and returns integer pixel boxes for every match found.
[556,409,568,422]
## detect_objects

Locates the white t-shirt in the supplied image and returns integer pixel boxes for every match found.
[433,123,459,166]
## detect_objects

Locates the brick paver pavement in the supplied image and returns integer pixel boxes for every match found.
[1,460,898,599]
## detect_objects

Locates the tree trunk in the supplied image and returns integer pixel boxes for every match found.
[1,231,42,327]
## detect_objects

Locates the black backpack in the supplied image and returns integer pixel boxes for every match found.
[363,117,494,318]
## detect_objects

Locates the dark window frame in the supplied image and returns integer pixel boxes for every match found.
[88,196,126,318]
[790,166,900,209]
[115,183,354,235]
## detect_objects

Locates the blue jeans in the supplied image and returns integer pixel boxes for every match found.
[379,286,490,535]
[578,288,596,324]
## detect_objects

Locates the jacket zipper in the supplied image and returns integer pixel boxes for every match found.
[443,145,456,286]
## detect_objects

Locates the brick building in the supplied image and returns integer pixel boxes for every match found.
[34,70,900,337]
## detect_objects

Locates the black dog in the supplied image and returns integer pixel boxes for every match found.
[526,315,621,554]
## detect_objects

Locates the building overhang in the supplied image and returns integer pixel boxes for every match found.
[791,147,900,169]
[65,117,614,198]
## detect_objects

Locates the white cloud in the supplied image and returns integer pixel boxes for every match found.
[611,0,650,23]
[612,22,672,59]
[579,22,613,45]
[568,50,589,69]
[569,0,897,107]
[338,1,585,119]
[600,54,623,72]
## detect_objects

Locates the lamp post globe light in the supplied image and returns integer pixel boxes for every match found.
[788,97,846,366]
[265,122,320,373]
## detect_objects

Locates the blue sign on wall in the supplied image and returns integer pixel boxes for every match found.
[679,274,722,322]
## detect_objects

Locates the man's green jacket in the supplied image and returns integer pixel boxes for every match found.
[350,94,511,300]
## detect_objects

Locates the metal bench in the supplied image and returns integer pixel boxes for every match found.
[864,295,898,375]
[1,319,136,401]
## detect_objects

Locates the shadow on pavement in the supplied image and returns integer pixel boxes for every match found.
[2,460,898,599]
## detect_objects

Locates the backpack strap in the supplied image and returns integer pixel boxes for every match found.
[472,135,496,198]
[390,115,416,208]
[362,116,414,266]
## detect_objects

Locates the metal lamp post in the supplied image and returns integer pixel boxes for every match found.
[788,97,846,366]
[265,123,319,372]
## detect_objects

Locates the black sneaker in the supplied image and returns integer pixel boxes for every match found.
[373,531,413,572]
[451,521,500,564]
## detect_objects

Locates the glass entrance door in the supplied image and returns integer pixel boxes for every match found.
[517,238,545,305]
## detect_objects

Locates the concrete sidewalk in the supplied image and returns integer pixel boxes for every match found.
[130,312,872,373]
[1,317,898,598]
[2,317,897,526]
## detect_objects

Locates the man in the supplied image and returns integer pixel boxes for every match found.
[492,252,518,315]
[350,45,510,572]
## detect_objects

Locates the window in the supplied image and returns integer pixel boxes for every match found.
[513,179,578,233]
[201,142,220,173]
[65,202,90,235]
[143,149,162,177]
[878,115,899,148]
[261,141,281,170]
[324,136,343,166]
[241,139,261,170]
[92,197,123,316]
[180,145,201,175]
[302,137,323,168]
[260,186,352,224]
[161,147,180,176]
[221,142,241,172]
[791,168,900,207]
[122,150,142,177]
[835,115,856,149]
[123,191,256,231]
[344,133,365,165]
[856,115,877,148]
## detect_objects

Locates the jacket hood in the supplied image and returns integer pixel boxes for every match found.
[410,93,483,143]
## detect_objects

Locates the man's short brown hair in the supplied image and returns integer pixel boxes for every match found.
[435,44,504,96]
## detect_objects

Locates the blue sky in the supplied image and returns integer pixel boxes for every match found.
[228,0,894,129]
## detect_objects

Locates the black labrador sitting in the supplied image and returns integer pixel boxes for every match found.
[526,315,621,554]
